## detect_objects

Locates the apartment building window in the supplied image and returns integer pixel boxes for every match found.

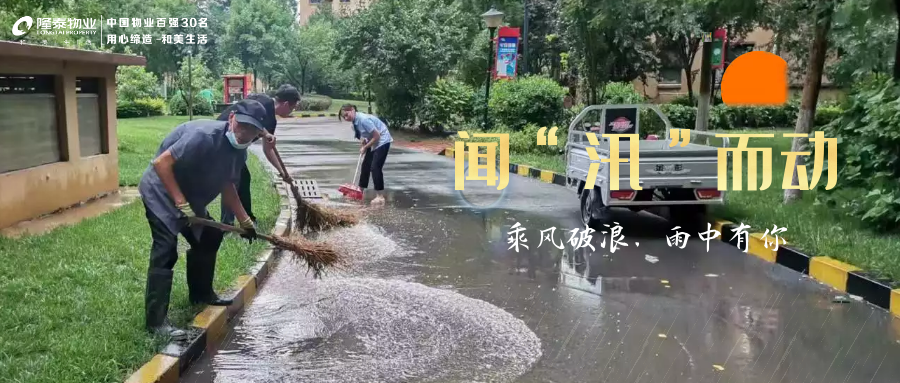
[657,68,682,85]
[727,43,755,64]
[340,0,350,2]
[310,0,321,3]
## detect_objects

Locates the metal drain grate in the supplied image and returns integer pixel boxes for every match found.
[294,179,322,199]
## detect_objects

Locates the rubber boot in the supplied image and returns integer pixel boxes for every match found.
[186,229,232,306]
[145,268,187,341]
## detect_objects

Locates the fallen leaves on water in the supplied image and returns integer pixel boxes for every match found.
[658,333,667,339]
[713,365,725,371]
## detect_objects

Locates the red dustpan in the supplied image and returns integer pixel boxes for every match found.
[339,152,365,201]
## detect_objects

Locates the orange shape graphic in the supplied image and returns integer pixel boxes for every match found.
[721,51,788,106]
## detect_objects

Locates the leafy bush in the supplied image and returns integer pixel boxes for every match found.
[167,93,214,116]
[489,75,567,131]
[815,106,842,126]
[669,94,695,107]
[299,95,333,111]
[418,78,475,133]
[599,82,645,104]
[116,66,159,102]
[815,79,900,230]
[117,97,166,118]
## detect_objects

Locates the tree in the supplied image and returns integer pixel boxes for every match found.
[560,0,659,104]
[654,0,768,104]
[0,0,65,41]
[337,0,471,128]
[784,0,836,204]
[223,0,295,91]
[116,66,160,101]
[279,14,341,94]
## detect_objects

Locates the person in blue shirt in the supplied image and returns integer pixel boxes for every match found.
[216,85,301,225]
[341,104,393,205]
[139,99,268,340]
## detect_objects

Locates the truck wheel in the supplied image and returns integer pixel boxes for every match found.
[669,205,708,232]
[581,187,611,229]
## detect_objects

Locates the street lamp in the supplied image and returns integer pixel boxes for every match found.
[481,6,504,130]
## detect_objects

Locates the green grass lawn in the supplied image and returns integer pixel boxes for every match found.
[510,152,565,174]
[710,129,900,280]
[0,115,281,383]
[507,127,900,279]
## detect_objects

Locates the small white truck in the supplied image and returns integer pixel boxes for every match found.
[565,104,731,229]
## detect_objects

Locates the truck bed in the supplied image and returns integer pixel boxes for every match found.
[569,140,719,158]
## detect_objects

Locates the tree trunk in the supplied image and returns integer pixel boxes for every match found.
[895,0,900,81]
[784,3,834,204]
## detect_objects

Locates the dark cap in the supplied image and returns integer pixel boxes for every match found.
[231,99,267,131]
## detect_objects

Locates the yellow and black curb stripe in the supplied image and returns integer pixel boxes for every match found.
[292,113,339,118]
[713,219,900,317]
[125,176,295,383]
[441,148,568,187]
[437,148,900,318]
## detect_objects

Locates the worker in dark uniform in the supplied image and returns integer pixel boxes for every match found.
[217,84,301,225]
[139,99,268,340]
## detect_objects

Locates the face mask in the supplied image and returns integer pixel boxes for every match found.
[226,130,252,150]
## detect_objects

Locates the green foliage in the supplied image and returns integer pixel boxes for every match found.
[599,82,646,104]
[815,79,900,231]
[641,104,695,136]
[167,92,213,116]
[418,79,476,133]
[116,66,160,102]
[815,105,843,126]
[559,0,660,104]
[336,0,471,128]
[489,75,567,131]
[117,98,166,118]
[298,95,333,112]
[641,100,843,134]
[223,0,294,82]
[669,94,696,107]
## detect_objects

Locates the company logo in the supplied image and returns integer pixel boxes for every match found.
[608,117,633,133]
[12,16,33,36]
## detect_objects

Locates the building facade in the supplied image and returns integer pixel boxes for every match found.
[0,42,145,229]
[298,0,373,25]
[633,27,843,103]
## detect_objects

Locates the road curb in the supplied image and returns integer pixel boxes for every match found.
[437,147,900,319]
[124,174,294,383]
[713,219,898,315]
[291,113,338,118]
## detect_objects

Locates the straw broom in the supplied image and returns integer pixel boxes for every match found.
[189,217,347,275]
[271,147,360,232]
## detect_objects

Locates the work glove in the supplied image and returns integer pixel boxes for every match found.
[238,217,258,244]
[177,202,196,220]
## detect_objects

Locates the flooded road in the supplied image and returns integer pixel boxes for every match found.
[183,118,900,383]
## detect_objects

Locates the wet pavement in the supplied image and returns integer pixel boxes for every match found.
[0,187,140,238]
[183,117,900,383]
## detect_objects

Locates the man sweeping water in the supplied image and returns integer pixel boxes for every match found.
[217,84,301,225]
[139,99,269,340]
[341,104,393,205]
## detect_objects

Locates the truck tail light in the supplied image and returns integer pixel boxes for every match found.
[696,189,721,199]
[611,190,636,200]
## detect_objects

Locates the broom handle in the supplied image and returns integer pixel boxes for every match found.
[272,147,304,201]
[352,149,365,186]
[188,217,277,243]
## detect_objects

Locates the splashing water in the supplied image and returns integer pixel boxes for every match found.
[214,276,543,383]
